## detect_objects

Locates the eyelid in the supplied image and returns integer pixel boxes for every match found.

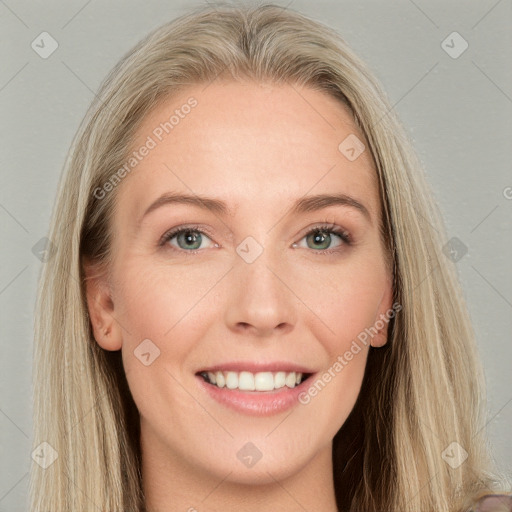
[158,223,216,247]
[297,222,351,243]
[292,223,351,255]
[159,221,352,255]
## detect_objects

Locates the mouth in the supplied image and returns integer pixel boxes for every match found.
[196,370,313,392]
[194,363,318,415]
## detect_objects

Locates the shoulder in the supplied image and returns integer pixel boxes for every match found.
[470,494,512,512]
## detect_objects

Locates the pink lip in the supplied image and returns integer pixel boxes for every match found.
[197,360,315,374]
[195,372,316,416]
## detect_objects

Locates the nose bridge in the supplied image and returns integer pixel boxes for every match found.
[224,234,297,335]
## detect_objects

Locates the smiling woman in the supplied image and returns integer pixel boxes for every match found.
[30,3,511,512]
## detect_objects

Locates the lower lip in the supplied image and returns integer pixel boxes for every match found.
[196,374,314,416]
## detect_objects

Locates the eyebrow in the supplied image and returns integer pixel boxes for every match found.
[138,191,371,225]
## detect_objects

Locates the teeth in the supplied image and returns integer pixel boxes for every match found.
[202,370,305,391]
[216,371,225,388]
[285,372,296,388]
[225,372,238,389]
[238,371,255,391]
[254,372,274,391]
[274,371,286,389]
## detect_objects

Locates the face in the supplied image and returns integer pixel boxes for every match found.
[86,80,393,487]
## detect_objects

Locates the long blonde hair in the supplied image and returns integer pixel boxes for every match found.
[30,2,510,510]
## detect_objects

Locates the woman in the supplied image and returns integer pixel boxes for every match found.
[30,3,511,511]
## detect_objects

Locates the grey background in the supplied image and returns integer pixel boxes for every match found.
[1,0,511,508]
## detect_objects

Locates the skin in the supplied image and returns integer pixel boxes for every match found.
[85,80,393,512]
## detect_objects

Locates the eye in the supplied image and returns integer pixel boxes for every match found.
[294,224,351,253]
[159,223,351,254]
[159,226,216,252]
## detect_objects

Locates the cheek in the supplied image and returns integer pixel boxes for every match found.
[112,256,224,344]
[291,256,388,354]
[113,259,217,422]
[295,260,378,431]
[114,248,387,353]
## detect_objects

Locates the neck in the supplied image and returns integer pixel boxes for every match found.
[141,422,339,512]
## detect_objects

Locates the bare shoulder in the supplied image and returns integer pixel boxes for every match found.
[470,494,512,512]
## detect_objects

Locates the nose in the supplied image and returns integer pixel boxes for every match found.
[224,248,297,338]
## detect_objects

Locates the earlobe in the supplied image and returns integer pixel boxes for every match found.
[370,321,389,348]
[83,260,123,351]
[371,277,394,348]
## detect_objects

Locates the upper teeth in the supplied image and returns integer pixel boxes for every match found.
[202,371,305,391]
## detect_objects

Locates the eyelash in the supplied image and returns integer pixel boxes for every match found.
[158,223,352,256]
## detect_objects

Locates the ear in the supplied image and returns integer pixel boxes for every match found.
[370,276,395,348]
[83,258,123,351]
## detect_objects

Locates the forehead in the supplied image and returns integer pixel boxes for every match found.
[116,81,379,222]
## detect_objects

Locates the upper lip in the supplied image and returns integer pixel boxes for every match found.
[196,361,316,374]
